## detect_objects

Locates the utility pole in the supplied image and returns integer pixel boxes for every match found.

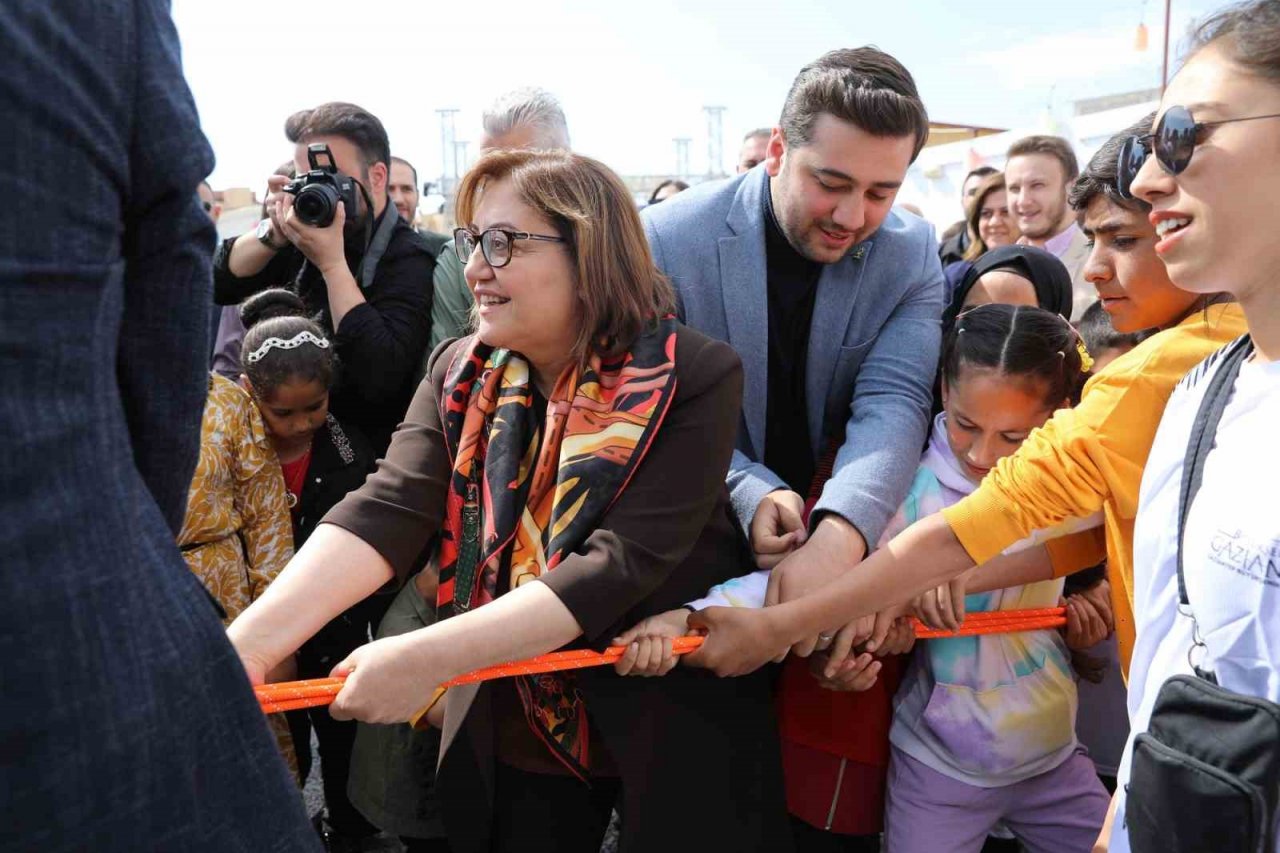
[453,140,470,182]
[703,106,725,178]
[435,108,460,205]
[673,137,691,180]
[1160,0,1173,95]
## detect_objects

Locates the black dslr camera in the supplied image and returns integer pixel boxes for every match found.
[284,143,359,227]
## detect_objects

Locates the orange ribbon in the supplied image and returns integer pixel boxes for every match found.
[910,606,1067,639]
[256,608,1069,719]
[256,637,708,718]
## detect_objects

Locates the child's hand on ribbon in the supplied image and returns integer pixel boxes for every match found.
[912,575,969,632]
[612,608,693,677]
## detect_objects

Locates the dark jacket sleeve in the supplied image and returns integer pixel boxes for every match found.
[320,330,743,644]
[117,0,217,534]
[330,233,435,408]
[212,237,302,305]
[539,332,743,643]
[319,338,460,579]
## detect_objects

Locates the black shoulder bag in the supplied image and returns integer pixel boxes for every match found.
[1126,335,1280,853]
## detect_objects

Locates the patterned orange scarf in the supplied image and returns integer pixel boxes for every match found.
[436,318,678,777]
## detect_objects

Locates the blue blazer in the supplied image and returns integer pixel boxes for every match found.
[642,167,944,547]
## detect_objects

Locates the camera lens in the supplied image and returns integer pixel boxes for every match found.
[294,184,338,227]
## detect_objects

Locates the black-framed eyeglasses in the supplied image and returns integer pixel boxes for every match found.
[1117,105,1280,199]
[452,227,565,269]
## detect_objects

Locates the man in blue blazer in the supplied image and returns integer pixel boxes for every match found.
[644,48,944,657]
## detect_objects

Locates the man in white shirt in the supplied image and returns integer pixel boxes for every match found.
[1006,135,1093,319]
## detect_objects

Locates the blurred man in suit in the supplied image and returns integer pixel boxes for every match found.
[0,2,318,849]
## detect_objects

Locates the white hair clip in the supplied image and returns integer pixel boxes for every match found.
[245,330,331,364]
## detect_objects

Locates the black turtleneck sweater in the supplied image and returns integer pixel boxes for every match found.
[763,178,822,494]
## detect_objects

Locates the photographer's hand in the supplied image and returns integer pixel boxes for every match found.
[278,193,347,272]
[277,200,365,328]
[263,174,292,241]
[224,174,294,278]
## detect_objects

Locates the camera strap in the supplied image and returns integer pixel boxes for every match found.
[358,191,398,291]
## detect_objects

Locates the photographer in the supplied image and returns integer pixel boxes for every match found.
[215,102,434,454]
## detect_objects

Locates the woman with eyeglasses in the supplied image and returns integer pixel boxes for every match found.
[942,172,1023,298]
[228,150,791,853]
[1102,2,1280,850]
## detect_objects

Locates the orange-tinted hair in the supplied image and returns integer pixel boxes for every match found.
[455,150,676,365]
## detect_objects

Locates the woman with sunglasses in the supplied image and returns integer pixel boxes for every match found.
[1102,2,1280,850]
[681,112,1245,695]
[228,149,791,853]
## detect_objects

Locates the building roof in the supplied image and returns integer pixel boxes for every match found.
[924,121,1008,149]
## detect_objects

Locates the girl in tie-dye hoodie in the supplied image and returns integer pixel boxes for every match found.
[882,304,1110,852]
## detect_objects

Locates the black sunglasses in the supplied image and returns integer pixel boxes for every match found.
[452,227,565,269]
[1117,104,1280,199]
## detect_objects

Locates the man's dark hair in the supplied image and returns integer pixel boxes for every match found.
[1077,300,1151,356]
[779,47,930,161]
[285,102,391,173]
[1069,113,1157,214]
[391,155,418,186]
[648,179,689,205]
[964,165,998,185]
[1007,135,1079,182]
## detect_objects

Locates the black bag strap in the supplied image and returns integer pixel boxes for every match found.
[1176,335,1254,608]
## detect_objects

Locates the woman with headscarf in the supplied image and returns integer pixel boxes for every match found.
[943,244,1074,334]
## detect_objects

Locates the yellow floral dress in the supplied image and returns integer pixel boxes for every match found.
[178,373,293,621]
[177,374,301,780]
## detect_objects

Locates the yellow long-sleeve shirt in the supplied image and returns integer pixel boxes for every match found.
[942,303,1246,674]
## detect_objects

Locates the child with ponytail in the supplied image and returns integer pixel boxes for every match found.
[238,289,385,847]
[177,324,298,777]
[881,304,1109,852]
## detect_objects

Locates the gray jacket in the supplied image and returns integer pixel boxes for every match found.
[642,166,944,547]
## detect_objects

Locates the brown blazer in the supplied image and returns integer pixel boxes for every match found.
[323,323,792,852]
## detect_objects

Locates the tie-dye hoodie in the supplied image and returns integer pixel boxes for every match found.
[688,414,1092,788]
[888,413,1083,787]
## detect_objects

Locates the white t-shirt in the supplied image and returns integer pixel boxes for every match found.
[1111,342,1280,852]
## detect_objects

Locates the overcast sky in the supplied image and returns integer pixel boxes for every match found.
[174,0,1231,192]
